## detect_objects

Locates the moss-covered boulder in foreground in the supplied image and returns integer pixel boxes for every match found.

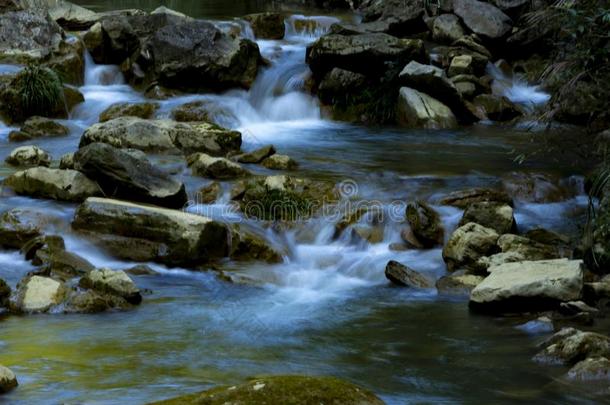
[149,375,385,405]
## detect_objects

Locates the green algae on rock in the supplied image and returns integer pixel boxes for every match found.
[149,375,385,405]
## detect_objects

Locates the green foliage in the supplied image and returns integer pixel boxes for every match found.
[540,0,610,125]
[14,64,63,119]
[243,189,315,221]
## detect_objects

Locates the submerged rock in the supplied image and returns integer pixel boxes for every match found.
[396,87,457,129]
[0,365,17,394]
[470,259,584,313]
[188,153,250,179]
[235,145,276,164]
[385,260,433,288]
[197,182,222,204]
[5,145,51,167]
[243,12,285,39]
[567,357,610,381]
[74,142,188,208]
[261,154,298,170]
[453,0,512,39]
[535,328,610,365]
[436,271,484,296]
[4,167,102,202]
[442,222,499,272]
[405,201,444,248]
[80,268,142,304]
[72,197,230,266]
[99,102,159,122]
[149,375,385,405]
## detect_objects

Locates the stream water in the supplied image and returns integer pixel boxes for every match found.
[0,3,602,404]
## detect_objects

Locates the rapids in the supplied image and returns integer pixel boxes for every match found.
[0,5,599,405]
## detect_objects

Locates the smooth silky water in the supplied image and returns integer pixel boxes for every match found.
[0,3,600,404]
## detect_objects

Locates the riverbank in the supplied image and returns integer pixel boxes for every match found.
[0,0,609,403]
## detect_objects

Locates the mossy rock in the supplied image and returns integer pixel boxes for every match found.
[237,175,338,221]
[150,375,385,405]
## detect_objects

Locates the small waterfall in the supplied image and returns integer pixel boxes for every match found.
[71,52,142,124]
[487,63,550,110]
[284,14,340,39]
[83,52,125,86]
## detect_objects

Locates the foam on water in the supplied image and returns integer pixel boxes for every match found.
[487,63,551,109]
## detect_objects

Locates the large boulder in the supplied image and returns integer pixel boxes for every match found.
[5,145,51,167]
[0,10,85,85]
[469,259,584,313]
[534,328,610,365]
[80,117,241,156]
[459,202,515,234]
[453,0,512,39]
[0,208,45,249]
[396,87,457,129]
[72,197,230,266]
[79,268,141,304]
[442,222,499,272]
[49,0,99,31]
[405,201,444,248]
[243,12,285,39]
[306,33,425,78]
[188,153,249,179]
[385,260,432,288]
[0,365,17,394]
[12,275,67,313]
[74,142,188,208]
[4,167,102,202]
[0,9,63,63]
[432,14,465,44]
[358,0,426,36]
[84,11,262,91]
[150,375,385,405]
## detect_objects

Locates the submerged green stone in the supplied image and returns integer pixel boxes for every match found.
[150,375,385,405]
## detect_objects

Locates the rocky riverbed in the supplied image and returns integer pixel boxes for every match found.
[0,0,609,403]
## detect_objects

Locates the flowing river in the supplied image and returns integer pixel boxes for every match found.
[0,2,602,404]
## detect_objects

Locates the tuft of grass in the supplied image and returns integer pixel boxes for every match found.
[243,189,314,221]
[14,64,64,119]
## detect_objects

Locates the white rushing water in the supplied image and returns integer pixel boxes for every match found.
[0,13,588,321]
[487,63,551,110]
